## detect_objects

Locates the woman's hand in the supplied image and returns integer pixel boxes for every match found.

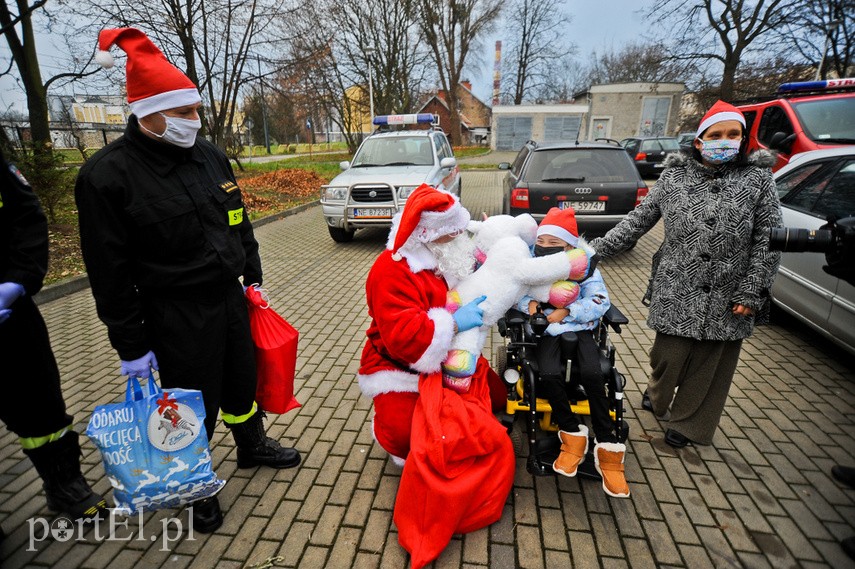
[732,304,754,316]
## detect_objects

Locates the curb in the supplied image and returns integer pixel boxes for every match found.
[33,201,320,306]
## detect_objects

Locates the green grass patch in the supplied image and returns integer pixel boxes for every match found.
[236,153,352,179]
[452,146,492,158]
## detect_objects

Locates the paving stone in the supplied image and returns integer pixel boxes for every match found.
[7,171,853,569]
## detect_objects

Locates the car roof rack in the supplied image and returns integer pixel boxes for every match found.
[372,113,441,133]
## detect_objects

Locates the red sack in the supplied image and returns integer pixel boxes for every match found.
[245,286,301,414]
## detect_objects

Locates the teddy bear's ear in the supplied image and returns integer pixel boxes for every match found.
[481,212,489,221]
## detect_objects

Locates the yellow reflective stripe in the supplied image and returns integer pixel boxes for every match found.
[228,208,244,226]
[221,402,257,424]
[19,426,71,450]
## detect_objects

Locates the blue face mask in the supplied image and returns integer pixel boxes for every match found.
[700,139,741,164]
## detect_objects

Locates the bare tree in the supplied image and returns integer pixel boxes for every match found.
[0,0,99,151]
[586,41,687,85]
[776,0,854,79]
[646,0,799,100]
[502,0,574,104]
[285,0,429,152]
[535,54,589,103]
[71,0,292,147]
[419,0,503,144]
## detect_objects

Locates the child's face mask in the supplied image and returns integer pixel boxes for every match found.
[534,244,566,257]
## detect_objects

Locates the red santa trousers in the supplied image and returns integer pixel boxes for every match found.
[393,370,515,569]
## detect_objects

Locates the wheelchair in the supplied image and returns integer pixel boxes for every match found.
[495,304,630,477]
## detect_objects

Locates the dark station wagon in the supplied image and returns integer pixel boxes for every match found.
[499,140,649,237]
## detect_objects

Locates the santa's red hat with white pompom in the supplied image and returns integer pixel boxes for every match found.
[695,100,746,138]
[388,184,469,260]
[95,28,201,118]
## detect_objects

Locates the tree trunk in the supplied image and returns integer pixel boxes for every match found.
[719,57,739,101]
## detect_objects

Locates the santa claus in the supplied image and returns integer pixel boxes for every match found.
[357,183,501,464]
[358,183,515,569]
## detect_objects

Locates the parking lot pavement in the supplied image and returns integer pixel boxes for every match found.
[2,171,854,568]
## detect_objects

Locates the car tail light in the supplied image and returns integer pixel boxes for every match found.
[511,188,530,209]
[635,152,647,161]
[636,184,649,207]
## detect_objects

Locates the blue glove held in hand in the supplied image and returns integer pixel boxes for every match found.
[453,295,487,332]
[120,350,159,378]
[0,309,11,324]
[0,282,25,311]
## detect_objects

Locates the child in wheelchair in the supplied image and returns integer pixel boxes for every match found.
[518,207,630,498]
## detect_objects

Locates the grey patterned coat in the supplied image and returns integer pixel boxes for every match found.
[590,150,782,341]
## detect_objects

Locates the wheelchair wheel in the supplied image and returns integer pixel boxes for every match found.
[618,419,630,442]
[494,345,508,377]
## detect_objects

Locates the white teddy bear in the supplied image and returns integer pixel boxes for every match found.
[441,213,594,393]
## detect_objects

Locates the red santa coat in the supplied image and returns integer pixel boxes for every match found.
[359,249,502,460]
[359,249,514,567]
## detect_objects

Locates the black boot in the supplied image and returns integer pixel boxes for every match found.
[23,432,108,520]
[227,412,301,469]
[191,496,223,534]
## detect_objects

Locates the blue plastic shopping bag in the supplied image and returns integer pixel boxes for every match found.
[86,374,225,514]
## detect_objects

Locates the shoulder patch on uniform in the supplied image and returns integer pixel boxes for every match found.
[219,181,239,193]
[9,164,29,187]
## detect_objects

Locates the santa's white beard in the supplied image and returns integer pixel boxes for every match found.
[425,235,477,287]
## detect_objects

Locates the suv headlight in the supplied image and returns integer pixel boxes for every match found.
[398,186,418,199]
[322,187,347,201]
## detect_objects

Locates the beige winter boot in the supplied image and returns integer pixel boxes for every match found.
[553,425,589,477]
[594,442,630,498]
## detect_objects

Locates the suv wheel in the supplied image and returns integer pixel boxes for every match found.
[328,226,355,243]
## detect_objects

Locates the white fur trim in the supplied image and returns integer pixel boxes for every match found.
[95,50,115,69]
[559,424,589,438]
[130,88,202,118]
[537,224,579,247]
[411,307,455,373]
[696,111,746,137]
[594,441,626,458]
[387,196,471,252]
[358,369,419,399]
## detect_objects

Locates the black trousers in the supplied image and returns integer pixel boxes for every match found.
[141,281,257,437]
[536,330,616,443]
[0,297,73,438]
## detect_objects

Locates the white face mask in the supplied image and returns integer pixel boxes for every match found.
[141,113,201,148]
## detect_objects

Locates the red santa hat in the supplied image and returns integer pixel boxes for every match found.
[389,184,470,258]
[94,28,201,118]
[537,207,579,247]
[695,100,746,138]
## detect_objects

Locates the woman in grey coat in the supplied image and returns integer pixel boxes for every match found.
[590,100,782,447]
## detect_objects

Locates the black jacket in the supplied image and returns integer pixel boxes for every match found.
[0,149,49,295]
[75,116,262,359]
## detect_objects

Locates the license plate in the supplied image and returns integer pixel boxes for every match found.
[352,208,392,218]
[559,201,605,212]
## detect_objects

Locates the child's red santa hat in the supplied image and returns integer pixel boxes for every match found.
[695,100,746,138]
[537,207,579,247]
[94,28,201,118]
[389,184,469,259]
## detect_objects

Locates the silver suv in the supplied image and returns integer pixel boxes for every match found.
[320,114,461,242]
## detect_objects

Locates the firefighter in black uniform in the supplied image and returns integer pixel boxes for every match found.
[0,147,108,537]
[76,28,300,533]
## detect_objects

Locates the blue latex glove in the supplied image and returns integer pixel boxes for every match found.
[453,295,487,332]
[120,350,159,378]
[0,309,11,324]
[0,282,25,311]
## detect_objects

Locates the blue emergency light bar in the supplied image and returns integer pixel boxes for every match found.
[373,113,436,126]
[778,77,855,93]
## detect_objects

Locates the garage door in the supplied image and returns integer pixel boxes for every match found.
[496,116,532,150]
[544,116,582,142]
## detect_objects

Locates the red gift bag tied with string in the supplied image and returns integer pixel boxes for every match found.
[245,285,301,414]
